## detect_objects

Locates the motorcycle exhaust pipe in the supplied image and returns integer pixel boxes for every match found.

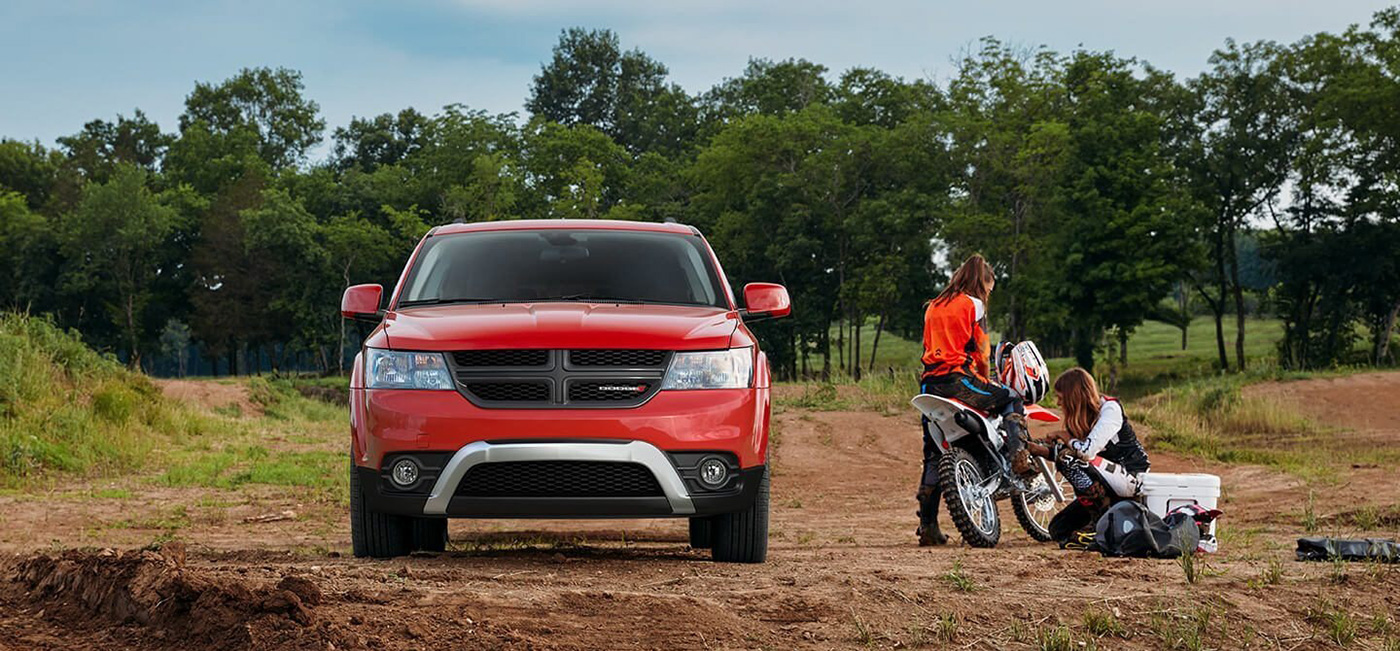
[953,410,986,437]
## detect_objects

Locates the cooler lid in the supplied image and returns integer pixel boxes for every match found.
[1139,472,1221,489]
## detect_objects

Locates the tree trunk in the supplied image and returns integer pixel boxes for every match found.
[1106,333,1119,393]
[820,329,831,382]
[1119,328,1128,368]
[1212,309,1228,372]
[868,312,886,373]
[1378,300,1400,364]
[845,310,856,380]
[1178,282,1189,351]
[1211,219,1232,371]
[125,293,140,370]
[836,316,845,373]
[1226,226,1247,372]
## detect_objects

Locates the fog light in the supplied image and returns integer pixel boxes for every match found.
[698,457,729,488]
[390,458,420,487]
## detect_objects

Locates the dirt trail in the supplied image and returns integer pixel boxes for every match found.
[2,377,1399,649]
[155,378,262,417]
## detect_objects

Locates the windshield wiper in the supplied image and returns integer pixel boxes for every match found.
[540,294,647,304]
[396,297,511,308]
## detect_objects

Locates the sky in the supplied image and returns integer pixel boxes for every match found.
[2,0,1395,158]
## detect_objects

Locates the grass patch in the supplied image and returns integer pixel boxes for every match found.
[942,559,976,592]
[1308,601,1358,646]
[0,313,168,484]
[1082,608,1126,638]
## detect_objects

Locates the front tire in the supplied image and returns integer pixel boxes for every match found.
[939,447,1001,548]
[1012,467,1066,542]
[350,463,411,558]
[711,468,769,563]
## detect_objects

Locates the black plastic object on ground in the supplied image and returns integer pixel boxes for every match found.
[1094,500,1200,558]
[1296,537,1399,563]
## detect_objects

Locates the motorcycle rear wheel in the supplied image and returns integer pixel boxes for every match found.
[939,447,1001,548]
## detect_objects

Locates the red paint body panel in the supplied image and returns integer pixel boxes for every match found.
[1026,405,1061,422]
[349,221,783,480]
[352,388,770,469]
[380,303,740,352]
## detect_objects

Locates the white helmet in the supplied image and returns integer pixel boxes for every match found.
[997,340,1049,405]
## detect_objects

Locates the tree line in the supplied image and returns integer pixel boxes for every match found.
[2,12,1398,380]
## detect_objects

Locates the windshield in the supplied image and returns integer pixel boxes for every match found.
[398,229,728,308]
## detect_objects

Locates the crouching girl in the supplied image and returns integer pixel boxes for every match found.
[1031,368,1150,546]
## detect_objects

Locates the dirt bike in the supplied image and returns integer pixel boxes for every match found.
[911,393,1069,547]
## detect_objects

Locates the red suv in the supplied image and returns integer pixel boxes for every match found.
[341,220,790,563]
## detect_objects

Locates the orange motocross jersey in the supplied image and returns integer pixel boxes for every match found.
[921,293,990,381]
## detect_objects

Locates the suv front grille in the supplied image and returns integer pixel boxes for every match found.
[466,381,550,403]
[456,461,663,497]
[569,349,669,368]
[448,349,671,409]
[453,349,549,367]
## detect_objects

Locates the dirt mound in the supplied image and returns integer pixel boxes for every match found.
[2,544,358,650]
[1245,371,1400,441]
[155,379,262,417]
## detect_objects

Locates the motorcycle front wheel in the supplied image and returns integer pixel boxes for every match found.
[1012,466,1068,542]
[939,447,1001,548]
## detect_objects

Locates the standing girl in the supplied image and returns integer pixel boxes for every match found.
[915,254,1030,545]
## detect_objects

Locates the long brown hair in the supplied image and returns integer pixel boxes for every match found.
[933,254,995,306]
[1054,367,1102,439]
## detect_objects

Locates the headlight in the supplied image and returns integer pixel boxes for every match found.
[366,349,454,390]
[661,348,753,390]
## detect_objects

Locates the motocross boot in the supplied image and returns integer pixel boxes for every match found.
[915,485,948,546]
[1003,413,1035,477]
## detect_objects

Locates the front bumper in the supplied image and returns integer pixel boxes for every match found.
[352,387,770,470]
[359,440,765,518]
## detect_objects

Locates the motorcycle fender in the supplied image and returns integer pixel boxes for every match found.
[911,394,1003,450]
[911,394,964,448]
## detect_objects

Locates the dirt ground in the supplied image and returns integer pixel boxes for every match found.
[2,376,1398,650]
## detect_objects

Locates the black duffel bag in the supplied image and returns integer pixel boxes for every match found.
[1296,537,1399,563]
[1094,500,1200,559]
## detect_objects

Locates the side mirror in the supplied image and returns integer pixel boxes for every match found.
[740,283,791,322]
[341,284,384,323]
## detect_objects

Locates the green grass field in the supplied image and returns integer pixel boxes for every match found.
[799,316,1284,398]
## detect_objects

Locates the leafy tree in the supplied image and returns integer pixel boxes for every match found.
[941,39,1070,343]
[703,58,834,121]
[1186,40,1295,371]
[527,28,697,155]
[0,191,53,309]
[60,165,177,368]
[324,213,395,373]
[0,139,60,210]
[522,120,630,219]
[180,67,325,170]
[332,108,431,172]
[1054,52,1198,376]
[56,110,170,183]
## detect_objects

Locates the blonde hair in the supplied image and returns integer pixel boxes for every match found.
[1054,367,1102,439]
[933,254,995,306]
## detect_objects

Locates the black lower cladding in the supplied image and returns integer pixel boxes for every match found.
[456,460,664,498]
[354,465,765,518]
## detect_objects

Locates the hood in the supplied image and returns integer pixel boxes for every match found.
[377,302,740,351]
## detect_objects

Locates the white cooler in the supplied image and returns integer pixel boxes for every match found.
[1138,472,1222,537]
